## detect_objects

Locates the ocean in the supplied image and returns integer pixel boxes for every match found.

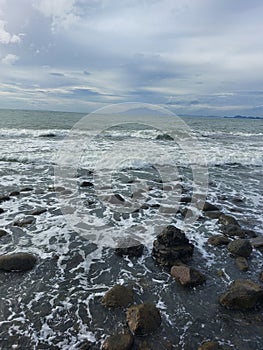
[0,108,262,349]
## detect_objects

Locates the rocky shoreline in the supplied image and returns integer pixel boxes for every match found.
[1,186,263,349]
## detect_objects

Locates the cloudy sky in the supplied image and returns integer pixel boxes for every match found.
[0,0,263,115]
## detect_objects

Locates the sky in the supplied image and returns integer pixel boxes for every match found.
[0,0,263,116]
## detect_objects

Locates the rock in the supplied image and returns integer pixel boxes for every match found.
[227,239,252,258]
[30,208,47,215]
[9,191,20,196]
[80,181,93,188]
[171,265,206,287]
[0,253,37,272]
[0,208,4,214]
[13,216,35,227]
[219,279,263,310]
[260,271,263,282]
[126,303,161,336]
[235,257,249,271]
[152,225,194,266]
[102,334,134,350]
[39,133,56,138]
[0,195,11,203]
[20,187,33,192]
[198,341,222,350]
[115,238,144,257]
[101,285,134,308]
[218,214,239,227]
[207,235,230,246]
[205,211,222,219]
[0,229,8,238]
[250,236,263,248]
[156,134,174,141]
[221,224,245,238]
[203,202,220,212]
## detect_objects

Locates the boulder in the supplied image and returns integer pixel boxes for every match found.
[13,217,35,227]
[0,229,8,238]
[152,225,194,266]
[115,238,144,257]
[250,236,263,249]
[30,208,47,215]
[198,341,222,350]
[219,279,263,310]
[218,214,239,227]
[221,224,245,238]
[203,202,220,212]
[207,235,230,246]
[235,257,249,271]
[0,253,37,272]
[171,265,206,287]
[156,134,174,141]
[101,285,134,308]
[126,303,161,336]
[227,239,252,258]
[102,334,134,350]
[0,195,11,203]
[80,181,93,188]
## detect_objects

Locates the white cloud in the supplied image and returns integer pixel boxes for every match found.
[1,53,19,65]
[0,20,21,44]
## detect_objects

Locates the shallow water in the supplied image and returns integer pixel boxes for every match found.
[0,109,262,349]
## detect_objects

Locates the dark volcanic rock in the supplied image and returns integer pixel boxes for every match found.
[171,265,206,287]
[235,256,249,271]
[101,285,134,308]
[115,237,144,257]
[203,202,220,212]
[227,239,252,258]
[221,224,245,238]
[152,225,194,266]
[207,235,230,246]
[0,253,37,272]
[126,303,161,336]
[218,214,239,227]
[219,279,263,310]
[0,229,8,238]
[102,333,134,350]
[198,341,222,350]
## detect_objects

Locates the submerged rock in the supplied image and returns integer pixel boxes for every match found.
[227,239,252,258]
[80,181,93,188]
[205,211,222,219]
[0,195,11,203]
[0,208,4,214]
[30,208,47,215]
[126,303,161,336]
[235,256,249,271]
[207,235,230,246]
[101,285,134,308]
[0,253,37,272]
[218,214,239,227]
[115,237,144,257]
[171,265,206,287]
[219,279,263,310]
[9,190,20,196]
[152,225,194,266]
[102,333,134,350]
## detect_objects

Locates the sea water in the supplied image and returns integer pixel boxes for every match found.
[0,109,262,349]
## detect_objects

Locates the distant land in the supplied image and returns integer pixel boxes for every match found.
[223,115,263,120]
